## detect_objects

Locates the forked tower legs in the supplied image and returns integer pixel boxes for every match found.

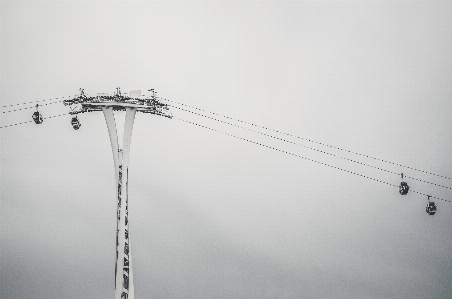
[103,107,136,299]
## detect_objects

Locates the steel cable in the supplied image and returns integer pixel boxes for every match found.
[1,98,448,203]
[174,116,450,203]
[169,104,452,191]
[2,99,64,113]
[0,113,69,128]
[1,95,76,108]
[162,98,451,181]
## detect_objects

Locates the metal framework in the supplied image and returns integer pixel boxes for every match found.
[63,88,171,299]
[63,88,172,118]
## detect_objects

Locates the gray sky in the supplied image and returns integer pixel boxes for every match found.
[1,1,452,299]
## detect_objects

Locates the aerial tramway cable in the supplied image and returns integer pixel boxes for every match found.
[2,99,65,113]
[168,103,452,191]
[1,92,449,205]
[173,116,450,203]
[162,98,452,181]
[1,95,76,108]
[3,93,449,182]
[0,112,69,128]
[1,94,79,128]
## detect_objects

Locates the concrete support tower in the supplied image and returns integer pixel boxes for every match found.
[63,88,172,299]
[103,107,136,299]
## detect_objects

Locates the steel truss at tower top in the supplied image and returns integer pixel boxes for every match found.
[63,88,172,118]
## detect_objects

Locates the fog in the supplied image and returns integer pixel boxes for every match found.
[1,2,452,299]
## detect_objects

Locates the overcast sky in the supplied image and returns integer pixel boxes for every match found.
[1,1,452,299]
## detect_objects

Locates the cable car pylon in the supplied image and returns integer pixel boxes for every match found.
[63,88,172,299]
[104,106,136,299]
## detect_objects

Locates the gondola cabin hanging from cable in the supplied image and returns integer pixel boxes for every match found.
[399,182,410,195]
[32,104,43,124]
[399,173,409,195]
[426,196,436,215]
[71,116,81,130]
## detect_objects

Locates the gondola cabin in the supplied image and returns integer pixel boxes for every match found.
[426,201,437,215]
[32,111,43,124]
[71,117,81,130]
[399,182,409,195]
